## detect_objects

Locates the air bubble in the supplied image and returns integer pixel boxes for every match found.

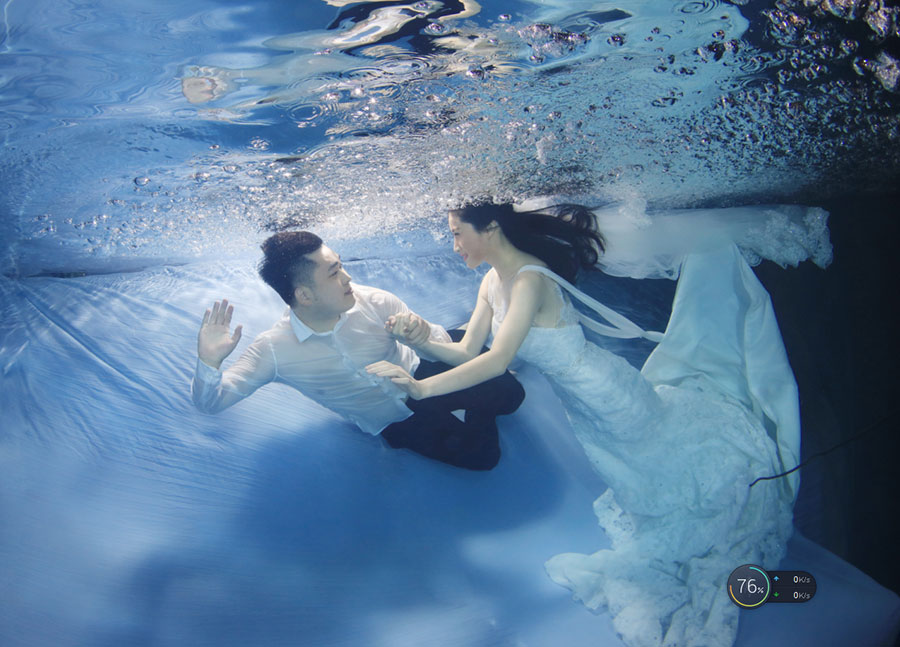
[425,23,446,35]
[872,53,899,93]
[852,56,873,76]
[134,177,150,186]
[466,65,485,80]
[840,39,858,56]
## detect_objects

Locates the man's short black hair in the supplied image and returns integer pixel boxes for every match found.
[258,231,323,306]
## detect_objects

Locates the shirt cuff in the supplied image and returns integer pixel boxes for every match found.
[428,324,452,343]
[195,357,222,383]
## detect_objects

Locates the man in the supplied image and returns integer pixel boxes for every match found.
[192,231,524,470]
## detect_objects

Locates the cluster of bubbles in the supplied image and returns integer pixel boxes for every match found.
[517,23,591,63]
[10,0,900,274]
[761,0,899,92]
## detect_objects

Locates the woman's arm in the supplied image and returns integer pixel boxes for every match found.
[368,272,543,398]
[390,274,495,366]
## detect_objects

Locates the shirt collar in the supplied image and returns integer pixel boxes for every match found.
[288,307,352,343]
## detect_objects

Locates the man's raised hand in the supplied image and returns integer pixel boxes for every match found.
[198,299,243,369]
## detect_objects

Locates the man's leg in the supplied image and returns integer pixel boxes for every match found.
[380,406,500,471]
[380,330,524,470]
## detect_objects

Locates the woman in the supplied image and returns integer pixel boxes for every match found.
[367,201,797,647]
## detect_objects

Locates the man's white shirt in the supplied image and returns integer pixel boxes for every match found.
[192,284,451,435]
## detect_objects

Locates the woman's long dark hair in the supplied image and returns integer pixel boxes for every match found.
[451,202,605,283]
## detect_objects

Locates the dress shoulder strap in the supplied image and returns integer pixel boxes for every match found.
[515,265,664,342]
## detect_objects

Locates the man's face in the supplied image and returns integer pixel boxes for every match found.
[302,245,355,316]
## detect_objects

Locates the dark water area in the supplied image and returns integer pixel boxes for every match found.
[755,191,900,599]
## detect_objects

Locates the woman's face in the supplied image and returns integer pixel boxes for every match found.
[448,212,491,269]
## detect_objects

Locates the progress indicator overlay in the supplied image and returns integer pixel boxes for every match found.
[727,565,817,608]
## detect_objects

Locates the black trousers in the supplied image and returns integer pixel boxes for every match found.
[380,330,525,470]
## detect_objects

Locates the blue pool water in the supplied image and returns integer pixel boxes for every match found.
[1,1,899,645]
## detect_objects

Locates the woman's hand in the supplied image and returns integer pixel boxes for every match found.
[385,312,431,347]
[198,299,243,369]
[366,361,428,400]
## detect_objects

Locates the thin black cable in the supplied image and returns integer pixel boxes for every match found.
[749,410,896,488]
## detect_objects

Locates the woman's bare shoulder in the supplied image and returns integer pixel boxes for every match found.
[478,269,496,294]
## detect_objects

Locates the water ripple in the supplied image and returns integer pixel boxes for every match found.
[677,0,718,16]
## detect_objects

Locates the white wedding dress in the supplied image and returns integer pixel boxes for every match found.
[486,241,800,647]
